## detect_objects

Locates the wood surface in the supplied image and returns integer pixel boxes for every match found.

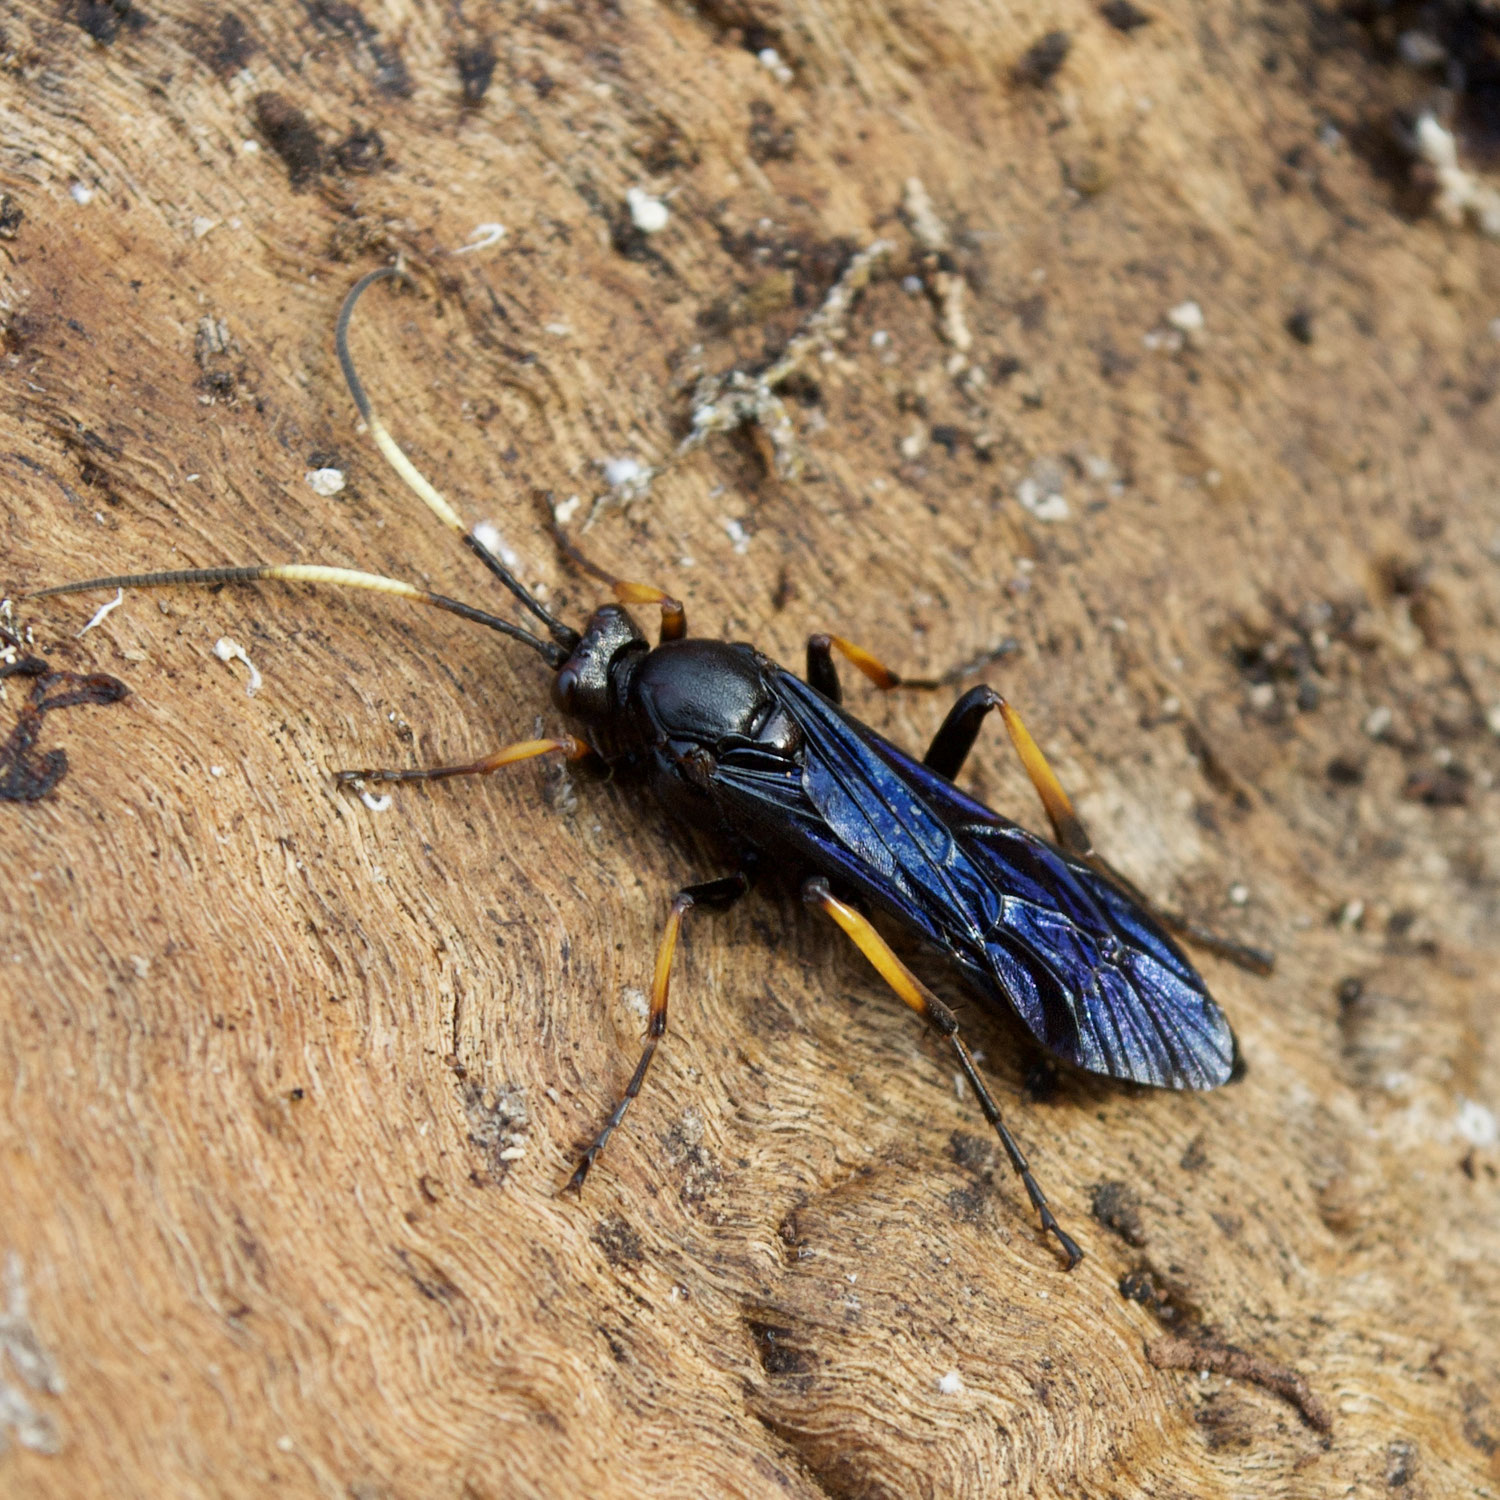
[2,2,1498,1496]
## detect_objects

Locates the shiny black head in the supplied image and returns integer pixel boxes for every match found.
[551,604,648,725]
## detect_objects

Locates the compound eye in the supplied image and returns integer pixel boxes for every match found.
[552,666,579,714]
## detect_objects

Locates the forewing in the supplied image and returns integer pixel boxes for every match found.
[712,671,1234,1090]
[955,823,1235,1088]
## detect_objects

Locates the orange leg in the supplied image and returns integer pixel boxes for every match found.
[805,632,1020,703]
[805,633,941,702]
[803,875,1083,1270]
[544,501,686,643]
[334,734,601,787]
[925,686,1092,852]
[806,638,1274,975]
[566,872,750,1192]
[613,581,686,643]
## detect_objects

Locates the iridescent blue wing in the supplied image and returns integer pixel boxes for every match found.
[709,668,1235,1090]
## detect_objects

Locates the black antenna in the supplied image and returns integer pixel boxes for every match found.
[336,268,581,653]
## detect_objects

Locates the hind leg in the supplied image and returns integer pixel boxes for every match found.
[803,875,1082,1269]
[923,688,1274,975]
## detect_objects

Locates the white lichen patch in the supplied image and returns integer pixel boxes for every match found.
[1455,1098,1498,1148]
[584,234,892,522]
[902,176,951,255]
[0,597,32,663]
[600,456,652,493]
[76,588,123,637]
[667,240,892,492]
[453,222,506,255]
[1017,483,1069,521]
[472,519,520,569]
[902,178,972,356]
[1016,459,1070,522]
[305,467,346,497]
[462,1082,530,1172]
[1,600,21,701]
[1414,113,1500,237]
[0,597,29,702]
[1143,300,1205,354]
[213,637,262,696]
[757,46,793,84]
[1166,299,1205,334]
[720,516,751,555]
[626,188,669,234]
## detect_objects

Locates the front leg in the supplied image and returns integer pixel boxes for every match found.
[544,498,687,643]
[334,734,603,788]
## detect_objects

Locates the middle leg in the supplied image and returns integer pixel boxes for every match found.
[805,632,942,703]
[566,871,751,1192]
[923,686,1093,860]
[804,632,1018,704]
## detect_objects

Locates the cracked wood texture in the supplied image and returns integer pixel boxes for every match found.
[2,1,1498,1496]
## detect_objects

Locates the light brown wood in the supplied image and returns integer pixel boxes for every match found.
[3,2,1498,1495]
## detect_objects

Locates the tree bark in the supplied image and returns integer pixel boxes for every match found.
[2,2,1497,1495]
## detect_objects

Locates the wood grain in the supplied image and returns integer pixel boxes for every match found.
[2,2,1497,1495]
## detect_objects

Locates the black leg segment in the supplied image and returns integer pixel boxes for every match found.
[805,632,934,701]
[923,685,1002,782]
[805,634,843,703]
